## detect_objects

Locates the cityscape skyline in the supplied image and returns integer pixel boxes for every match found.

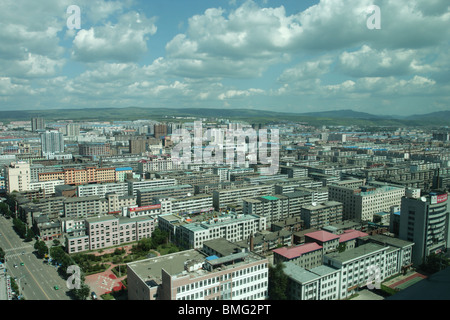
[0,112,449,301]
[0,0,449,116]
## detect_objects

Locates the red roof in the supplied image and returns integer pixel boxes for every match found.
[338,230,368,243]
[305,230,340,242]
[272,243,323,259]
[128,204,161,212]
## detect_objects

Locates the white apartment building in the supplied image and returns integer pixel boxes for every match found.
[243,195,290,227]
[4,161,30,193]
[212,184,273,209]
[154,194,214,215]
[64,196,107,218]
[159,213,266,249]
[283,263,340,300]
[77,182,129,197]
[65,213,157,253]
[281,233,414,300]
[63,193,136,218]
[105,193,136,213]
[122,204,161,219]
[127,248,269,300]
[323,243,389,299]
[328,184,405,222]
[29,180,65,195]
[138,157,178,173]
[127,178,177,196]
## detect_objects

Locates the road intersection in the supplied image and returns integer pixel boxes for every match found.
[0,216,71,300]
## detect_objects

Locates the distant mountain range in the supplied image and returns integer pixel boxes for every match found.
[0,107,449,127]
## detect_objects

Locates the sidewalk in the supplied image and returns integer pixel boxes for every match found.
[84,264,126,298]
[83,246,160,299]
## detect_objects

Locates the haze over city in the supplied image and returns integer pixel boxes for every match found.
[0,0,449,115]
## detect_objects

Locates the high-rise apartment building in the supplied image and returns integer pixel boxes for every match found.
[31,117,45,132]
[154,123,168,139]
[40,131,65,155]
[4,161,31,193]
[399,191,449,266]
[66,123,81,136]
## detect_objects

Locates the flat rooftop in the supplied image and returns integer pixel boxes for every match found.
[127,249,268,285]
[283,262,321,284]
[324,243,386,264]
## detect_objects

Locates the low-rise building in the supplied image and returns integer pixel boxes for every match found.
[272,242,324,269]
[283,262,340,300]
[158,212,266,249]
[65,213,158,253]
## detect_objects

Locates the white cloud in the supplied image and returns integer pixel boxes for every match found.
[218,88,264,100]
[278,57,333,83]
[336,45,436,77]
[71,11,157,62]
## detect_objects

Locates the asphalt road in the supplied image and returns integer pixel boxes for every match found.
[0,215,71,300]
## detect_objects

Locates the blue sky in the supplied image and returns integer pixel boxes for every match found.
[0,0,449,116]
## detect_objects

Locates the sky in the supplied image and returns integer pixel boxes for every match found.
[0,0,449,116]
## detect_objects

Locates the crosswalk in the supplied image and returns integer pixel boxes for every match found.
[4,245,33,253]
[4,245,34,259]
[5,252,32,259]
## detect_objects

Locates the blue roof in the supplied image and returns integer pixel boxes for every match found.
[115,167,133,171]
[206,255,219,261]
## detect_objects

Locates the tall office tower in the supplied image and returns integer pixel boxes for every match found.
[4,161,30,193]
[31,117,45,132]
[40,131,65,155]
[153,123,168,139]
[66,123,81,137]
[399,192,449,266]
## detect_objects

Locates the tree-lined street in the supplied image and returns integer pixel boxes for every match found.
[0,215,70,300]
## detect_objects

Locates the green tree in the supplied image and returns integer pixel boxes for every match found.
[420,253,450,274]
[268,263,289,300]
[34,240,48,258]
[151,228,168,248]
[12,218,26,238]
[70,283,91,300]
[337,242,347,253]
[0,247,5,263]
[25,228,35,242]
